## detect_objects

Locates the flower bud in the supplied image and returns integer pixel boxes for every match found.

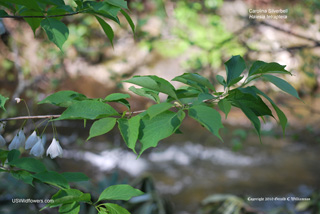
[46,138,63,159]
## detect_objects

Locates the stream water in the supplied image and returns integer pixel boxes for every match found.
[54,117,320,214]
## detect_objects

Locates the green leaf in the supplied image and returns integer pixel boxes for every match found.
[39,90,87,107]
[106,0,128,9]
[118,115,141,153]
[4,0,41,11]
[48,189,91,207]
[84,1,120,19]
[0,9,9,17]
[41,18,69,50]
[188,105,223,141]
[9,157,46,173]
[249,61,291,76]
[61,172,89,183]
[0,149,9,165]
[120,9,135,33]
[104,93,130,109]
[33,171,70,189]
[57,100,119,120]
[224,55,246,86]
[172,73,215,92]
[237,103,261,142]
[95,16,114,48]
[21,10,43,35]
[227,89,273,117]
[216,75,226,87]
[251,86,287,134]
[7,149,20,162]
[124,75,178,100]
[228,75,244,87]
[59,202,80,214]
[98,184,144,202]
[262,74,300,100]
[104,203,130,214]
[37,0,65,6]
[105,93,130,101]
[87,117,117,140]
[218,99,231,119]
[128,86,160,103]
[0,94,9,111]
[147,102,174,119]
[47,7,68,20]
[11,170,34,186]
[138,110,185,155]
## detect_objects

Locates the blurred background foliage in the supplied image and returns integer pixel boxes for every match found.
[1,0,320,213]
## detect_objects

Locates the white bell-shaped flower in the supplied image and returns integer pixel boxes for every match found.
[46,138,63,159]
[18,129,26,147]
[30,138,45,157]
[8,131,24,150]
[25,131,39,150]
[0,135,5,147]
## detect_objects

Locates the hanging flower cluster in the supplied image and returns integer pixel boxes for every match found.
[0,126,63,159]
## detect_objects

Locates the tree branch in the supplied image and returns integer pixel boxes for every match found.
[0,12,80,19]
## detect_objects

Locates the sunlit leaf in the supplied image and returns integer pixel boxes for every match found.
[128,86,160,103]
[104,203,130,214]
[41,18,69,50]
[138,110,185,155]
[39,90,87,107]
[172,73,215,91]
[188,105,223,141]
[98,184,144,202]
[87,117,117,140]
[118,115,141,153]
[59,202,80,214]
[147,102,174,119]
[249,61,291,76]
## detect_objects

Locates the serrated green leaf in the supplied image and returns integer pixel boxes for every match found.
[263,74,300,100]
[251,86,287,134]
[0,94,9,111]
[61,172,89,183]
[95,16,114,48]
[188,105,223,141]
[9,157,46,173]
[128,86,160,103]
[138,110,185,155]
[21,10,43,35]
[106,0,128,9]
[11,170,34,186]
[59,202,80,214]
[39,90,87,107]
[218,99,231,119]
[33,171,70,189]
[147,102,174,119]
[98,184,144,202]
[216,75,226,87]
[249,61,291,76]
[225,55,246,86]
[124,75,178,100]
[120,9,135,33]
[0,9,9,17]
[227,89,273,117]
[41,18,69,50]
[118,115,140,153]
[172,73,215,92]
[104,203,130,214]
[87,117,117,140]
[7,149,20,162]
[57,100,119,120]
